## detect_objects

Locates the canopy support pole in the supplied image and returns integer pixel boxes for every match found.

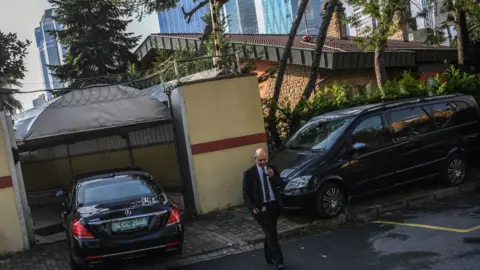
[66,144,75,184]
[124,134,135,167]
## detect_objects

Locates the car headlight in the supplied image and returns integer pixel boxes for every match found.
[284,176,312,190]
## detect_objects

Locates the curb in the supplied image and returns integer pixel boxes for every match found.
[244,181,480,245]
[244,214,349,245]
[166,181,480,267]
[350,181,479,222]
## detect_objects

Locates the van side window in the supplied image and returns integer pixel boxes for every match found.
[351,115,384,150]
[389,107,435,141]
[428,103,456,129]
[451,101,478,124]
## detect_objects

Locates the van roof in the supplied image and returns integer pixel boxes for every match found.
[312,94,468,120]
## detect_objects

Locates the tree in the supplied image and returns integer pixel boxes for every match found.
[0,31,29,114]
[467,6,480,43]
[268,0,310,149]
[200,3,230,56]
[301,0,339,101]
[346,0,410,95]
[48,0,141,88]
[441,0,480,71]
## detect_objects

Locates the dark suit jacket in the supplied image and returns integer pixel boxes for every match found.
[242,164,282,218]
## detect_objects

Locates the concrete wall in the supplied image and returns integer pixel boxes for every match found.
[180,75,267,213]
[0,120,24,255]
[22,143,181,194]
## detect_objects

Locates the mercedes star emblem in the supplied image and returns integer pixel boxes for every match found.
[125,209,132,216]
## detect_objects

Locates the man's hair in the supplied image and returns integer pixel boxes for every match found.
[254,148,267,159]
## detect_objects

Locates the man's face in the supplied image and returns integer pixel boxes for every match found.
[255,152,268,167]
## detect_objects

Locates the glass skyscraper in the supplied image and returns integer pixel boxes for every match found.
[158,0,209,33]
[157,0,324,35]
[256,0,294,34]
[256,0,323,35]
[223,0,259,34]
[293,0,324,35]
[34,8,66,96]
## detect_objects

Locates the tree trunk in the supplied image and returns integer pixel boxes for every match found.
[267,0,310,149]
[300,0,338,101]
[374,49,387,97]
[456,10,469,71]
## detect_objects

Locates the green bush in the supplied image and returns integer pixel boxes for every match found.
[264,66,480,152]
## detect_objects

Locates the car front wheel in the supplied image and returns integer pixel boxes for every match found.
[316,182,345,218]
[444,154,467,187]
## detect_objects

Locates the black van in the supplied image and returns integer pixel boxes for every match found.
[271,94,480,218]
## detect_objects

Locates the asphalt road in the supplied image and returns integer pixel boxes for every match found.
[174,195,480,270]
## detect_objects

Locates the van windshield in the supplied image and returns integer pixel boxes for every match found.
[285,116,354,151]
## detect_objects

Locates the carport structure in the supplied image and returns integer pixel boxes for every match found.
[12,82,196,243]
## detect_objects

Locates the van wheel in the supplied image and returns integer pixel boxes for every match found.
[316,182,345,218]
[444,154,467,187]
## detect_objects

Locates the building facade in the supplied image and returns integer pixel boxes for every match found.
[409,0,456,46]
[157,0,209,33]
[223,0,259,34]
[32,94,47,108]
[34,8,66,96]
[157,0,325,35]
[290,0,325,35]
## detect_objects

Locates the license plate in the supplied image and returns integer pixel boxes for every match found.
[111,217,149,232]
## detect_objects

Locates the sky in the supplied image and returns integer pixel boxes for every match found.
[0,0,159,110]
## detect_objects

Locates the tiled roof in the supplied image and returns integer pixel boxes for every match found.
[151,33,455,53]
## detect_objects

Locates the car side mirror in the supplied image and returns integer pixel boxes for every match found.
[352,142,367,153]
[56,190,65,198]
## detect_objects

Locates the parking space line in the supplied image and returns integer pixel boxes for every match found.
[373,221,480,233]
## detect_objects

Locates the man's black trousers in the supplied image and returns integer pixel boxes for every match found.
[257,202,283,265]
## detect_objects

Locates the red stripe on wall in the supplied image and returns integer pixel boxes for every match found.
[191,133,267,155]
[0,175,13,189]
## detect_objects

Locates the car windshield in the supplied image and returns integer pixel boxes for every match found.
[285,116,354,151]
[76,174,156,207]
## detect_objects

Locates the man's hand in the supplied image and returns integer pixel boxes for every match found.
[266,168,274,177]
[253,208,259,215]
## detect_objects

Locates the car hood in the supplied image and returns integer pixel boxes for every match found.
[271,149,324,180]
[78,195,165,217]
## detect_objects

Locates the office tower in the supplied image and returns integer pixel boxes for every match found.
[34,8,66,96]
[158,0,209,33]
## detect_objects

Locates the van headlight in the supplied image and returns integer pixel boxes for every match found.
[284,176,312,190]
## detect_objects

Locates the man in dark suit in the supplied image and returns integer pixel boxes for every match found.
[243,148,285,269]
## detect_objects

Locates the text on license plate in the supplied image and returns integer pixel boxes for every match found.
[111,217,149,232]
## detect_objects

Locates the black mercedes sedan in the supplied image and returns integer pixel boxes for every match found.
[56,168,184,269]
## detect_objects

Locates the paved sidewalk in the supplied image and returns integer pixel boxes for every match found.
[0,207,315,270]
[2,169,480,270]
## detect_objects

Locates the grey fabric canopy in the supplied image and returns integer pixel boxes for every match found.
[13,84,171,149]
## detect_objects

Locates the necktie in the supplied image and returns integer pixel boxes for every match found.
[263,172,271,202]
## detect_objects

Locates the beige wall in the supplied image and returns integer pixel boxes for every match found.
[0,122,24,255]
[0,187,24,254]
[182,75,266,145]
[22,143,181,192]
[193,143,265,213]
[181,75,266,213]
